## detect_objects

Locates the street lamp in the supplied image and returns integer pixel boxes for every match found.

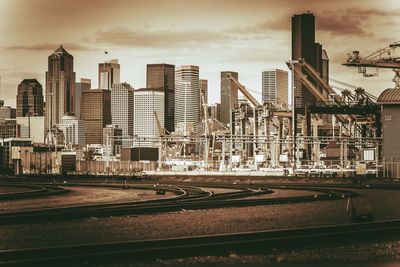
[286,60,299,173]
[181,81,191,136]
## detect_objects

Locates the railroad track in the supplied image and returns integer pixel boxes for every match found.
[0,181,356,225]
[1,219,400,266]
[0,184,68,200]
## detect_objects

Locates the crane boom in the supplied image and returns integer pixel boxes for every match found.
[153,111,168,136]
[225,73,261,107]
[343,41,400,88]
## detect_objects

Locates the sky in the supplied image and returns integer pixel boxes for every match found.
[1,0,400,107]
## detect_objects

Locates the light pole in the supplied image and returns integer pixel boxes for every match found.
[287,60,299,173]
[181,81,191,136]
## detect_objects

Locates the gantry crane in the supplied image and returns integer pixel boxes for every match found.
[153,111,169,137]
[343,41,400,89]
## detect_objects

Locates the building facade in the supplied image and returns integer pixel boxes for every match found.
[175,65,200,135]
[134,88,164,147]
[80,89,111,145]
[16,116,45,143]
[208,104,221,121]
[75,78,91,119]
[57,113,86,147]
[220,71,238,125]
[99,59,120,90]
[16,79,44,117]
[262,69,288,105]
[0,104,16,124]
[45,45,76,131]
[103,124,123,157]
[0,120,21,139]
[199,79,208,121]
[111,83,134,136]
[146,63,175,133]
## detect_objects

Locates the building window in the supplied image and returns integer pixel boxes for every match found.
[384,114,392,121]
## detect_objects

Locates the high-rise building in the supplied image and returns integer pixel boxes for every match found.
[16,79,44,117]
[292,12,328,107]
[45,45,76,131]
[199,79,208,121]
[111,83,134,136]
[75,78,91,119]
[200,79,208,104]
[134,88,164,147]
[80,89,111,145]
[208,104,220,121]
[57,113,86,147]
[220,71,238,125]
[146,63,175,133]
[98,59,120,90]
[175,65,200,135]
[262,69,288,105]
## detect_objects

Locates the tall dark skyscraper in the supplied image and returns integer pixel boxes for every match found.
[292,12,328,107]
[220,71,238,125]
[45,45,76,132]
[146,63,175,132]
[16,79,44,117]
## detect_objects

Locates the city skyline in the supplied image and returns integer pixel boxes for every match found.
[1,0,400,107]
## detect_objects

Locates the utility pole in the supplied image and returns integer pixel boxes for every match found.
[287,60,299,173]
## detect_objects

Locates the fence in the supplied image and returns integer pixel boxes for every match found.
[381,161,400,179]
[76,160,158,174]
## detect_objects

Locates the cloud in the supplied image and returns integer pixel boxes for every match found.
[4,42,94,51]
[93,27,229,48]
[232,16,289,34]
[316,8,400,36]
[316,14,370,36]
[232,8,400,37]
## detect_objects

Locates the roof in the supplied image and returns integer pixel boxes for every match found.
[377,88,400,104]
[53,45,71,56]
[322,49,329,61]
[135,87,164,92]
[19,79,41,85]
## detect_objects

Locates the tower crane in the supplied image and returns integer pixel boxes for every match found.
[343,41,400,89]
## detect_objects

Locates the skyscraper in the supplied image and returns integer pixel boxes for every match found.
[175,65,200,135]
[98,59,120,90]
[199,79,208,121]
[146,63,175,132]
[80,89,111,144]
[262,69,288,105]
[292,12,327,107]
[134,88,164,146]
[16,79,44,117]
[74,78,91,119]
[220,71,238,125]
[111,83,134,136]
[45,45,76,131]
